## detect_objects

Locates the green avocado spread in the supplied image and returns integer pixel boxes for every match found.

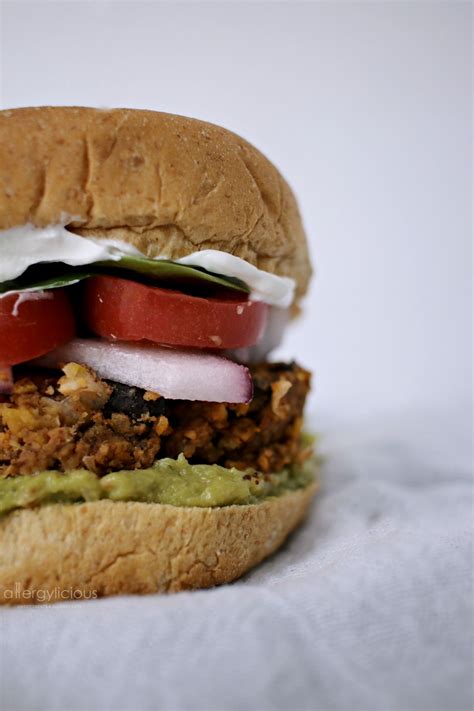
[0,455,315,517]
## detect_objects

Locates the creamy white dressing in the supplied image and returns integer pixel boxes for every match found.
[11,290,53,317]
[177,250,295,308]
[0,224,295,307]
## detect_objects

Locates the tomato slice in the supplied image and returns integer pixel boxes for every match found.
[83,276,268,349]
[0,290,75,365]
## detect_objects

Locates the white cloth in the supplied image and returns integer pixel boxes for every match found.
[0,405,472,711]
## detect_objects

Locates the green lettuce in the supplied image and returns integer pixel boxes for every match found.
[0,255,249,295]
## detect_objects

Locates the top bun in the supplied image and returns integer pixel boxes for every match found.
[0,107,311,299]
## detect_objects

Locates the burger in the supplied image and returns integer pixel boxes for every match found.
[0,107,317,604]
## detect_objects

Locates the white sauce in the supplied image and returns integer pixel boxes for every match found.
[11,290,53,317]
[0,223,295,307]
[177,250,295,308]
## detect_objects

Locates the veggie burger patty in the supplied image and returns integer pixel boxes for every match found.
[0,362,311,478]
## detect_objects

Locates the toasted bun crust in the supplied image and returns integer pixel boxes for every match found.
[0,107,311,299]
[0,483,317,604]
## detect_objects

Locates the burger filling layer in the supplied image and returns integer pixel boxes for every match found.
[0,227,314,516]
[0,361,313,514]
[0,361,310,477]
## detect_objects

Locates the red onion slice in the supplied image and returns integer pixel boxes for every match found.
[33,339,253,403]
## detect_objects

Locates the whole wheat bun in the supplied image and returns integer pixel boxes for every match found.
[0,106,311,300]
[0,483,317,605]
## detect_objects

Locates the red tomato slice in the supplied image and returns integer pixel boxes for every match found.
[83,276,268,349]
[0,290,75,366]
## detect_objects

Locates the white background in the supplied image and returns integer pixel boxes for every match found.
[0,0,471,424]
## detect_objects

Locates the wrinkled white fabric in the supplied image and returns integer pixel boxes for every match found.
[0,405,472,711]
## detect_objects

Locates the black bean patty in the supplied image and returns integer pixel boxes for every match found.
[0,361,311,477]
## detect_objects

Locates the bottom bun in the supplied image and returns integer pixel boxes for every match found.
[0,483,318,605]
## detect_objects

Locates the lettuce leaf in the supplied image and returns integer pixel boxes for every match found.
[0,256,249,295]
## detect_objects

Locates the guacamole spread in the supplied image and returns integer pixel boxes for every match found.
[0,454,315,517]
